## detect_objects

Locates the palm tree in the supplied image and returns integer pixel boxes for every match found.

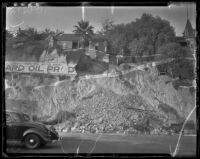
[73,20,94,48]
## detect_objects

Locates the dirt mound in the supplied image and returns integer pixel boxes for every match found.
[5,63,196,134]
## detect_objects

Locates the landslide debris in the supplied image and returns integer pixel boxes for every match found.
[5,64,196,135]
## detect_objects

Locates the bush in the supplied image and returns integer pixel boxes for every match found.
[172,59,195,80]
[156,42,195,80]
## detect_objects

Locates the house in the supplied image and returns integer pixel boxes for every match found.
[56,34,109,63]
[86,34,108,59]
[175,19,196,52]
[56,34,81,50]
[175,36,188,47]
[56,34,107,51]
[183,19,196,38]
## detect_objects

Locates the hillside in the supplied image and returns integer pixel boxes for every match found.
[5,63,196,135]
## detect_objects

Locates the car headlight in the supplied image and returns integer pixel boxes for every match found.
[42,125,51,134]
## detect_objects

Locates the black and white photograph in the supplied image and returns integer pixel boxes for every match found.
[3,2,197,157]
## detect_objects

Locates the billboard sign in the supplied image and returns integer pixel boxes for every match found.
[5,61,76,75]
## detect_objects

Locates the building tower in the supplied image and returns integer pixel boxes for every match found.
[183,19,195,38]
[183,5,196,50]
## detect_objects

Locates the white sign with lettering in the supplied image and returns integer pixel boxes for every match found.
[5,61,76,75]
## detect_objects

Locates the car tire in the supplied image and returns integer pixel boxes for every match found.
[24,134,41,149]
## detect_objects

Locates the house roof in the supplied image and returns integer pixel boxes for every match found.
[57,34,106,42]
[183,19,195,38]
[57,34,81,41]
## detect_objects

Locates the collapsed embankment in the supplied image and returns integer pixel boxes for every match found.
[5,64,196,134]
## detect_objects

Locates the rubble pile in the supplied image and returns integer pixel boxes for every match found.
[5,64,196,135]
[54,88,166,134]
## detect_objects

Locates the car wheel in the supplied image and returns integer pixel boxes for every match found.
[24,134,41,149]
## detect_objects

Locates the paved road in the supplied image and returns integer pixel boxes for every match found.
[6,133,196,157]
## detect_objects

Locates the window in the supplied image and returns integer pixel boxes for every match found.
[72,42,78,49]
[6,113,12,123]
[11,112,23,122]
[95,43,99,50]
[63,42,67,49]
[62,41,72,50]
[22,114,31,122]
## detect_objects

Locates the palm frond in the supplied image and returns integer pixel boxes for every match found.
[73,20,95,45]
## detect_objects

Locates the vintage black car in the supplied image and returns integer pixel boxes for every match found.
[5,110,60,149]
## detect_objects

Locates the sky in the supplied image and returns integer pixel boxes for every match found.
[6,2,196,36]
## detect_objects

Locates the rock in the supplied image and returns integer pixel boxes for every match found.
[98,117,103,123]
[81,129,85,133]
[130,114,139,120]
[116,130,124,134]
[71,128,82,133]
[90,129,96,133]
[150,128,160,135]
[62,128,70,132]
[99,125,105,132]
[72,121,81,130]
[80,126,85,130]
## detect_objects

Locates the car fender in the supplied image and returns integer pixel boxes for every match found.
[23,128,50,142]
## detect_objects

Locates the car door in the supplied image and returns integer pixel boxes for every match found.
[6,113,17,140]
[10,112,27,140]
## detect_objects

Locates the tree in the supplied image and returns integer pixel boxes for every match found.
[103,13,176,58]
[105,24,130,55]
[6,27,64,62]
[129,37,151,57]
[100,18,114,35]
[157,43,182,60]
[15,27,39,42]
[42,28,64,37]
[15,27,64,43]
[132,13,176,56]
[6,30,14,48]
[157,42,195,79]
[73,20,94,48]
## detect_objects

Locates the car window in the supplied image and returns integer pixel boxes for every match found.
[22,114,31,122]
[6,113,12,123]
[11,112,23,122]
